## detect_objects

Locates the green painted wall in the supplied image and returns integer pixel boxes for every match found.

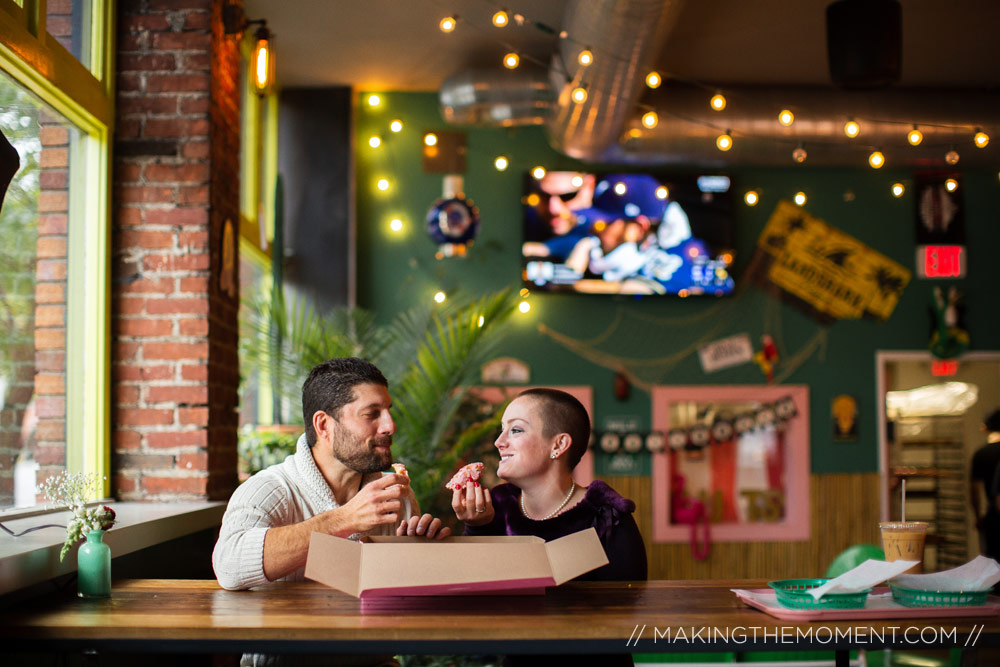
[355,92,1000,475]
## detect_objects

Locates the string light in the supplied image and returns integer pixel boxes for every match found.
[492,10,509,27]
[907,126,923,146]
[578,49,593,66]
[368,136,381,148]
[945,146,960,165]
[494,156,509,171]
[390,120,403,133]
[570,175,583,187]
[645,71,661,89]
[945,178,958,192]
[439,16,456,33]
[367,94,381,107]
[518,301,531,314]
[424,132,438,146]
[614,181,627,195]
[532,166,546,179]
[716,130,733,151]
[710,93,727,111]
[974,129,990,148]
[794,192,807,206]
[792,143,807,163]
[376,178,390,191]
[389,218,403,232]
[778,109,794,126]
[641,111,658,129]
[503,52,519,69]
[434,291,447,303]
[844,119,860,138]
[571,85,588,103]
[744,190,759,206]
[868,149,885,169]
[891,183,905,198]
[655,186,669,200]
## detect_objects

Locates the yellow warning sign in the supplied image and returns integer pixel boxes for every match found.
[752,201,910,323]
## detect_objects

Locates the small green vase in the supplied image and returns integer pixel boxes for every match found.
[77,529,111,598]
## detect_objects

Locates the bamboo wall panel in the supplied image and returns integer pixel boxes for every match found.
[602,473,880,580]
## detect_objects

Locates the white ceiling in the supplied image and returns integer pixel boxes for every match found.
[244,0,1000,91]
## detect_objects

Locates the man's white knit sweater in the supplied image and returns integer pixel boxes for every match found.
[212,434,415,590]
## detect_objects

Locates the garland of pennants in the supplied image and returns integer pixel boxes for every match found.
[592,395,798,454]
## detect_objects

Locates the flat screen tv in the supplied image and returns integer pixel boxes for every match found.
[522,171,735,296]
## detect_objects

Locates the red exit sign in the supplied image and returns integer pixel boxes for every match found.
[916,245,966,279]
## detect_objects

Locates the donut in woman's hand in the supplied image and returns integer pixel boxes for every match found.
[445,462,484,490]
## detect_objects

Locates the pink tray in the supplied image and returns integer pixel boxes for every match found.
[734,587,1000,621]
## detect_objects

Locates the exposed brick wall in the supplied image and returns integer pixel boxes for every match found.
[113,0,239,501]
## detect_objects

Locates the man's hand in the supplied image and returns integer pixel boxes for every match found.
[396,514,452,539]
[335,472,411,535]
[452,481,494,526]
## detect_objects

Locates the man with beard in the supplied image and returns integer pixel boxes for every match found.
[213,357,450,592]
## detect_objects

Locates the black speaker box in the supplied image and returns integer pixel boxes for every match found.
[826,0,901,88]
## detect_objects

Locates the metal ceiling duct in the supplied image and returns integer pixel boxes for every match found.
[438,0,1000,167]
[440,69,554,127]
[545,0,687,159]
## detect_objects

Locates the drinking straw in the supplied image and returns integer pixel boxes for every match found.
[901,478,906,522]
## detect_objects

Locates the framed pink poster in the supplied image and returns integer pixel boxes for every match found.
[651,385,810,543]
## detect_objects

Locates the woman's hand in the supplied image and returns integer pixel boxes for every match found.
[452,481,494,526]
[396,513,451,539]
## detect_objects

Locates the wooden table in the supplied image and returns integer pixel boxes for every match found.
[1,579,998,662]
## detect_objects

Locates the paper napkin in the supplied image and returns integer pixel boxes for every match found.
[808,558,919,600]
[890,555,1000,592]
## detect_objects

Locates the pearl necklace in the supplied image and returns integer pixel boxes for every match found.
[521,482,576,521]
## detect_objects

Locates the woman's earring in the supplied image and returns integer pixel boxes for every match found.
[550,453,558,459]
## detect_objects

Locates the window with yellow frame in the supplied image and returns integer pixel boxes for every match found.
[0,0,113,510]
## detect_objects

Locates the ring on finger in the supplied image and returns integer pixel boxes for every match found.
[474,508,485,513]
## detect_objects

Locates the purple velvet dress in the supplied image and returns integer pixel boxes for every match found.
[464,480,648,581]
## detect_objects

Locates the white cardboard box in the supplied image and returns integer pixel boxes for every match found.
[304,527,608,598]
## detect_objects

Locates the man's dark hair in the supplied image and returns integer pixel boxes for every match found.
[301,358,388,446]
[986,409,1000,434]
[515,388,591,470]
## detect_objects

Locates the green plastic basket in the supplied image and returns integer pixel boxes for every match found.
[888,583,989,608]
[768,578,871,610]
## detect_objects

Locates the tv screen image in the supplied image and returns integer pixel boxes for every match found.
[521,171,735,296]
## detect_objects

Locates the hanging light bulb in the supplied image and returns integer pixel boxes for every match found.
[844,118,860,138]
[492,10,509,27]
[792,143,807,163]
[945,145,960,165]
[503,52,519,69]
[251,25,275,96]
[641,111,658,129]
[974,128,990,148]
[578,49,593,66]
[367,94,381,107]
[710,93,727,111]
[389,218,403,232]
[868,149,885,169]
[655,186,669,200]
[716,130,733,151]
[570,175,583,188]
[494,156,509,171]
[532,166,546,179]
[945,178,958,192]
[376,178,390,191]
[614,181,627,195]
[778,109,794,126]
[645,71,661,88]
[439,16,457,33]
[793,192,807,206]
[424,132,438,146]
[891,183,905,198]
[744,190,759,206]
[434,291,447,304]
[389,120,403,133]
[907,125,923,146]
[368,136,381,148]
[518,301,531,314]
[571,85,588,103]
